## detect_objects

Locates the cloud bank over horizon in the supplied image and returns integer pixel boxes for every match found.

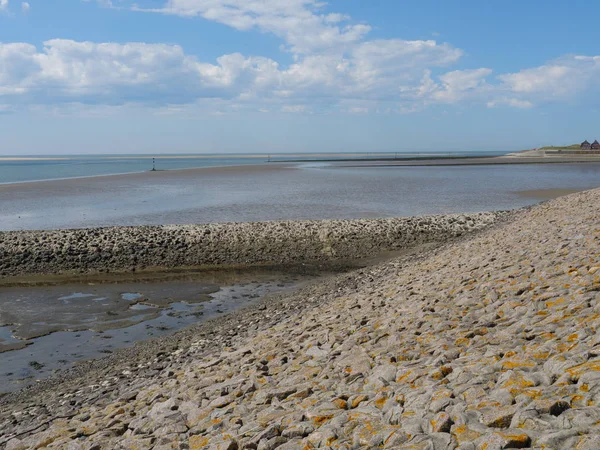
[0,0,599,118]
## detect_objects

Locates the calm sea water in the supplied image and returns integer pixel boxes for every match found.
[0,152,506,184]
[1,160,599,231]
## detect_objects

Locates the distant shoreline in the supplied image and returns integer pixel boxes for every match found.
[270,154,499,163]
[0,162,292,187]
[0,157,71,161]
[313,155,600,168]
[3,154,600,187]
[0,152,503,162]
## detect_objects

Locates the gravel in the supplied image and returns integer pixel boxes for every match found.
[0,213,506,278]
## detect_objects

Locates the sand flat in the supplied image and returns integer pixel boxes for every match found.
[1,160,600,231]
[515,187,595,200]
[0,161,291,191]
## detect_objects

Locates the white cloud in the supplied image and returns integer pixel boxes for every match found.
[0,40,276,102]
[498,55,600,99]
[6,0,600,113]
[348,40,462,97]
[133,0,371,54]
[2,38,599,112]
[0,38,467,109]
[432,68,492,103]
[21,1,29,13]
[0,0,8,10]
[499,64,569,95]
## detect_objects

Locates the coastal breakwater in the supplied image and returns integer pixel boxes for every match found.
[0,212,507,279]
[7,190,600,448]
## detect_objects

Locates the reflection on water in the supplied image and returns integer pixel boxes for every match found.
[130,304,157,311]
[58,293,95,302]
[0,152,507,184]
[0,269,318,392]
[121,293,143,301]
[1,162,599,231]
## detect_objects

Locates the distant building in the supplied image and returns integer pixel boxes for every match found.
[592,140,600,150]
[581,140,592,150]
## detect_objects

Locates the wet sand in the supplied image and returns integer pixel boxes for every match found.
[515,187,597,200]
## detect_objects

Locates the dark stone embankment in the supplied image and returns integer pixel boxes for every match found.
[0,212,508,279]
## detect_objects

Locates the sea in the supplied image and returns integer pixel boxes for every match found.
[1,151,600,231]
[2,151,600,391]
[0,151,504,184]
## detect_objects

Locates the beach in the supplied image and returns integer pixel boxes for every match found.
[2,189,600,448]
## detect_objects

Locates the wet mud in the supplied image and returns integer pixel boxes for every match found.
[0,268,321,392]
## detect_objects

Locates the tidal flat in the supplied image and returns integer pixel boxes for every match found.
[2,161,600,231]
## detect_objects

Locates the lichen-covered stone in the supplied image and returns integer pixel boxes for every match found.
[5,189,600,448]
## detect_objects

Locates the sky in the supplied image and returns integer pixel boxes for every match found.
[0,0,599,155]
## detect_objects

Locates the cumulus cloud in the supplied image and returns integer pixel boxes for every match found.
[21,1,29,13]
[498,55,600,99]
[0,0,9,10]
[0,38,467,108]
[4,1,600,112]
[432,68,492,103]
[0,40,290,103]
[2,37,599,111]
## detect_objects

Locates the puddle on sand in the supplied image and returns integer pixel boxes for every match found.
[0,326,31,353]
[0,280,222,341]
[0,269,321,393]
[130,304,157,311]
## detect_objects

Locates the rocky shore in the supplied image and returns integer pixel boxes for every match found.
[2,189,600,449]
[0,212,504,278]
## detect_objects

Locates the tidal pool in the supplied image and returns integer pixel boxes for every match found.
[0,268,319,393]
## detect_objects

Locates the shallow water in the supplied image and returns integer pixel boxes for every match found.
[1,162,599,231]
[0,269,318,393]
[0,152,505,184]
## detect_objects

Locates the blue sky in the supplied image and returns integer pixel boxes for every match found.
[0,0,599,154]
